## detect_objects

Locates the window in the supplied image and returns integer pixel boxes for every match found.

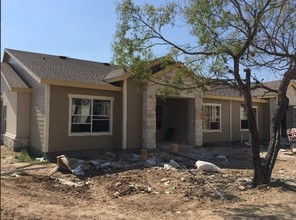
[202,104,221,131]
[240,105,258,130]
[2,105,7,134]
[69,95,113,135]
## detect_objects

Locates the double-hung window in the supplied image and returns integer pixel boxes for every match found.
[69,95,113,135]
[240,105,258,130]
[202,104,221,131]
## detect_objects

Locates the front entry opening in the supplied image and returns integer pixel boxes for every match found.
[156,97,188,144]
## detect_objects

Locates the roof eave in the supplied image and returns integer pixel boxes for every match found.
[204,94,268,103]
[40,78,122,92]
[10,87,32,93]
[104,72,132,83]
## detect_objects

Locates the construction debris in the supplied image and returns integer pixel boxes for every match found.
[195,160,221,173]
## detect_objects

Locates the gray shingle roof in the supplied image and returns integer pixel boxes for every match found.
[205,80,286,99]
[251,80,280,97]
[1,63,31,92]
[5,49,124,88]
[204,85,242,97]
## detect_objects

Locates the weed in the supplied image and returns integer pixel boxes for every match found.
[15,149,34,162]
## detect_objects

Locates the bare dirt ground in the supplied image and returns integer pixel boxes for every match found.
[1,144,296,220]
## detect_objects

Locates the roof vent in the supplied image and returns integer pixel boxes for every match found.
[59,55,69,60]
[103,62,110,66]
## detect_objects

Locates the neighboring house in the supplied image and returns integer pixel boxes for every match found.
[1,49,295,158]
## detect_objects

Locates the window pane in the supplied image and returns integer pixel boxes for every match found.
[210,122,219,130]
[72,116,90,123]
[203,105,220,130]
[72,99,91,115]
[240,106,257,129]
[93,100,110,115]
[92,120,110,132]
[71,124,91,132]
[241,120,249,129]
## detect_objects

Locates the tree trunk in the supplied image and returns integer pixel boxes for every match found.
[260,68,295,185]
[243,67,295,187]
[243,92,264,187]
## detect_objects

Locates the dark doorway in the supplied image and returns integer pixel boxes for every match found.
[156,97,188,144]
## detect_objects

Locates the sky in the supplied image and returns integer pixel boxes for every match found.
[1,0,118,62]
[0,0,283,81]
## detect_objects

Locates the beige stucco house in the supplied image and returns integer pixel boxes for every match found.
[1,49,295,158]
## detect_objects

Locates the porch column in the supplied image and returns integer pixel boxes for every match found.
[142,84,156,149]
[195,94,203,146]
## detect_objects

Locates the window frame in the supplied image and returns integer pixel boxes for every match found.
[202,103,222,132]
[68,94,113,136]
[240,105,258,131]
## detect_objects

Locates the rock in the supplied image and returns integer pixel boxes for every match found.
[130,153,140,161]
[115,182,122,187]
[160,178,168,182]
[71,165,85,176]
[216,155,228,163]
[238,185,246,191]
[113,192,120,197]
[195,160,221,172]
[163,164,176,170]
[100,162,111,168]
[35,157,47,162]
[168,159,179,168]
[105,152,116,159]
[146,158,157,165]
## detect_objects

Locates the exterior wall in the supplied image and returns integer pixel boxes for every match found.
[16,93,30,139]
[48,85,122,152]
[286,84,296,128]
[203,98,269,143]
[261,102,270,141]
[287,106,296,128]
[126,78,142,148]
[287,85,296,106]
[1,75,17,137]
[8,57,46,152]
[202,98,231,143]
[1,74,30,150]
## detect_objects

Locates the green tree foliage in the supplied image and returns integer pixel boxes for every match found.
[113,0,296,187]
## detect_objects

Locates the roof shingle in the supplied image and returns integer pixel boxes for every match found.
[5,49,124,89]
[1,63,31,92]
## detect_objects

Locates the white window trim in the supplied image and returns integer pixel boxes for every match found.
[240,105,258,131]
[202,103,222,132]
[68,94,114,136]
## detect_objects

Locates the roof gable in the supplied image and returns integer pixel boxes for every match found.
[4,49,124,91]
[1,63,31,92]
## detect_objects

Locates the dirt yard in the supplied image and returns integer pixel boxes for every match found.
[1,144,296,220]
